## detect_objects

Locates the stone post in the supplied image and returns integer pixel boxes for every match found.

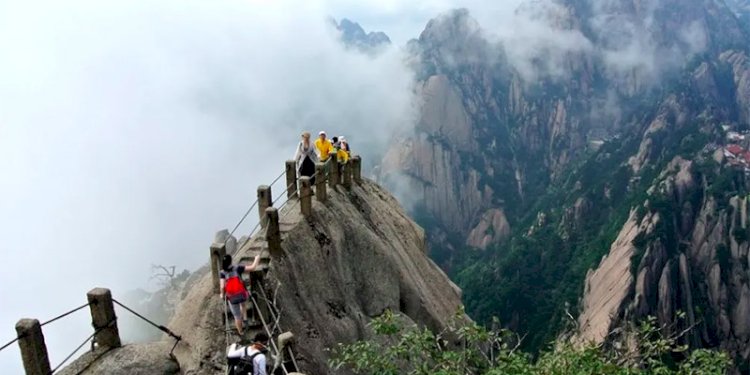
[285,160,298,200]
[342,162,352,189]
[266,207,282,257]
[87,288,121,349]
[300,177,312,218]
[315,162,327,202]
[351,156,362,184]
[210,242,226,293]
[257,185,272,228]
[15,319,50,375]
[328,159,339,189]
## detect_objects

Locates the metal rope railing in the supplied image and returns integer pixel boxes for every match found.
[274,162,328,216]
[49,318,117,374]
[225,170,286,243]
[0,301,92,355]
[41,303,91,327]
[112,299,182,356]
[1,297,182,373]
[4,157,346,372]
[249,292,289,375]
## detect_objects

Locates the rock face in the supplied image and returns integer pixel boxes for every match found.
[381,74,485,238]
[577,157,750,367]
[577,209,659,343]
[465,208,511,249]
[164,179,463,374]
[58,343,179,375]
[267,180,463,374]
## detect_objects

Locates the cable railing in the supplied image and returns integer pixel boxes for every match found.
[6,153,363,373]
[225,170,287,243]
[2,289,181,374]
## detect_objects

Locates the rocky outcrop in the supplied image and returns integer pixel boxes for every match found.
[577,157,750,367]
[577,209,660,343]
[266,181,463,374]
[720,50,750,126]
[466,208,510,249]
[58,343,179,375]
[381,74,486,237]
[165,179,463,374]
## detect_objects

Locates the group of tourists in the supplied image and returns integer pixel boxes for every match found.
[294,130,351,184]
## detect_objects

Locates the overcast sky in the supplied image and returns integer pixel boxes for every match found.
[0,0,708,372]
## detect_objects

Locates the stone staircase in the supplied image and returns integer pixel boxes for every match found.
[226,198,304,374]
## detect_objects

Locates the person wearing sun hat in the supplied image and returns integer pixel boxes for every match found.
[336,136,350,164]
[314,130,334,162]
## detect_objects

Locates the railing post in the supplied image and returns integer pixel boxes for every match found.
[342,162,352,189]
[257,185,272,228]
[300,177,312,218]
[352,156,362,184]
[210,242,226,293]
[15,319,51,375]
[87,288,121,349]
[315,162,327,202]
[328,159,339,189]
[285,160,298,200]
[266,207,282,257]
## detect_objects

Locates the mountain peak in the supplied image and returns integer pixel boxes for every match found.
[332,17,391,52]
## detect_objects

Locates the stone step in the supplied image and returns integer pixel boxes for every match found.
[279,222,296,231]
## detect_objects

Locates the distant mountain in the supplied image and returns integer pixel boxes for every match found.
[380,0,750,370]
[331,18,391,52]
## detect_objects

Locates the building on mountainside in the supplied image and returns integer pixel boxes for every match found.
[721,144,750,175]
[725,144,744,158]
[727,131,745,141]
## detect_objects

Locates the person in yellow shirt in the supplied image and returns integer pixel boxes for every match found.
[315,131,334,161]
[336,136,350,164]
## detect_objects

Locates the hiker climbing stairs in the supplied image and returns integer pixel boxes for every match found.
[214,155,364,374]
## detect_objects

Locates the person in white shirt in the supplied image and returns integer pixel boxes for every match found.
[227,333,269,375]
[294,131,318,184]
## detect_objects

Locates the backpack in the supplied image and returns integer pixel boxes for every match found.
[229,347,263,375]
[224,267,248,304]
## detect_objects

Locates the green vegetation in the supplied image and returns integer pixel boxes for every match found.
[330,310,732,375]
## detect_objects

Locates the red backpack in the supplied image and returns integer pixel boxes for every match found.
[224,268,248,303]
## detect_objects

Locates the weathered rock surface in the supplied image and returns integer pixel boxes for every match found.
[466,208,511,249]
[165,179,463,374]
[58,342,179,375]
[577,210,659,343]
[577,156,750,367]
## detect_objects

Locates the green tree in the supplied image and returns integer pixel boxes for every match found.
[330,310,731,375]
